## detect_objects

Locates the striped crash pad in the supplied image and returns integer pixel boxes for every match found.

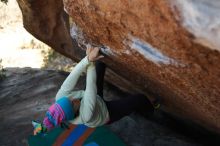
[28,124,126,146]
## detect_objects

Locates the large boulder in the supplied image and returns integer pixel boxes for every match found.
[16,0,220,133]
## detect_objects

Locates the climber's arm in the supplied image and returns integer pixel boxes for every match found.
[80,63,97,123]
[55,56,91,101]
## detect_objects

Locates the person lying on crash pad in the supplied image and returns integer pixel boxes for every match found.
[33,47,157,135]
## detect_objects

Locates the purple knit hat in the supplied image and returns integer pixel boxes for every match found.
[43,103,64,130]
[43,97,74,130]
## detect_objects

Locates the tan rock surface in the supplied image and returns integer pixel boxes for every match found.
[63,0,220,133]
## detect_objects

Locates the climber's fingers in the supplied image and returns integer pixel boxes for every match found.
[88,47,104,61]
[86,47,92,55]
[95,55,104,61]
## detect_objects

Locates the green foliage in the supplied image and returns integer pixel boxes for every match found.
[42,49,56,66]
[0,59,6,81]
[41,48,74,72]
[1,0,8,4]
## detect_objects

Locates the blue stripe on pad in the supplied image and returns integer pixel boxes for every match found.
[62,124,88,146]
[84,142,99,146]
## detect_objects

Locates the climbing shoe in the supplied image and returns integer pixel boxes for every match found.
[153,97,161,110]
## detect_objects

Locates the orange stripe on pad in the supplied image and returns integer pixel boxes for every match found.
[53,124,77,146]
[73,128,95,146]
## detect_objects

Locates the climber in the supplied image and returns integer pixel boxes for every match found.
[33,47,157,135]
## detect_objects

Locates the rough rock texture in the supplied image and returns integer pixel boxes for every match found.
[15,0,137,93]
[16,0,220,134]
[64,0,220,134]
[0,68,219,146]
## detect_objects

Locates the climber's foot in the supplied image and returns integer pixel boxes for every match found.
[153,97,161,110]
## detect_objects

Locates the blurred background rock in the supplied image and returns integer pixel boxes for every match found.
[0,0,74,71]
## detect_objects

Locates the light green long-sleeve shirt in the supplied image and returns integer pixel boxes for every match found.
[55,56,109,127]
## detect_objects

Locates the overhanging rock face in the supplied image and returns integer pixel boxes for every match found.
[17,0,220,133]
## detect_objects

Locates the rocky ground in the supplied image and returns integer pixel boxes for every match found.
[0,68,219,146]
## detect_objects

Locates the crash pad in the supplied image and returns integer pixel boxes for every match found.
[28,124,126,146]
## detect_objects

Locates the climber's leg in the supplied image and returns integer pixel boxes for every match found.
[96,61,106,98]
[106,94,154,123]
